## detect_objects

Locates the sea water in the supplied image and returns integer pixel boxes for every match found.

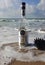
[0,18,45,65]
[0,18,45,46]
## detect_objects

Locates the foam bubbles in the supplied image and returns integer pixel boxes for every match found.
[0,46,45,65]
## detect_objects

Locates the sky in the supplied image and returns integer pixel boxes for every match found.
[0,0,45,18]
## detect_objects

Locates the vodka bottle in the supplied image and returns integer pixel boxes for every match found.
[19,2,27,49]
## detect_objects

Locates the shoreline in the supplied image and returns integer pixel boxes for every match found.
[8,59,45,65]
[0,43,45,65]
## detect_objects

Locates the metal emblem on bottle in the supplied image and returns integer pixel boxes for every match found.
[19,27,26,48]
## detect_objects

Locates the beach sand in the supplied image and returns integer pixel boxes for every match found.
[1,43,45,65]
[8,59,45,65]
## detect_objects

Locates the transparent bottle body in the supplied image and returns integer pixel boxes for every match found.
[19,17,28,49]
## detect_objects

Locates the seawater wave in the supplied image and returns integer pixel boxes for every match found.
[0,18,45,46]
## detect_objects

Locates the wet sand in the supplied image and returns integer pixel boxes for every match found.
[8,59,45,65]
[1,42,45,65]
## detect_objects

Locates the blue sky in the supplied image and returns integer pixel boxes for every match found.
[0,0,45,18]
[22,0,40,5]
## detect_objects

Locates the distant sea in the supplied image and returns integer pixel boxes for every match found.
[0,18,45,46]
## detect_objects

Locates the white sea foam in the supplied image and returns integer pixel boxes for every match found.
[0,26,19,47]
[0,26,45,47]
[37,28,45,33]
[0,18,45,47]
[37,30,45,33]
[0,46,45,65]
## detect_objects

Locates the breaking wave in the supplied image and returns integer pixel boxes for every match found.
[0,18,45,46]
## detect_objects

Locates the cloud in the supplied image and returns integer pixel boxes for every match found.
[26,4,35,14]
[21,3,36,18]
[36,0,45,17]
[26,0,45,18]
[0,0,13,9]
[0,0,36,18]
[0,0,21,18]
[37,0,45,11]
[4,8,21,18]
[0,0,45,18]
[0,0,21,9]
